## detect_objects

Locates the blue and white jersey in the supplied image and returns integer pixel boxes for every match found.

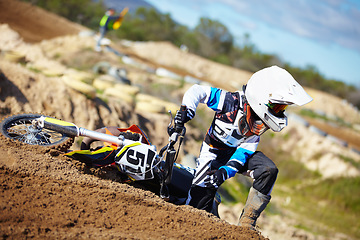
[182,84,260,172]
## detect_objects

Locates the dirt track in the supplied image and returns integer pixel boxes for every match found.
[0,137,263,239]
[0,1,267,239]
[0,0,86,43]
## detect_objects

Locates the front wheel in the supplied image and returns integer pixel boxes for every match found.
[0,113,74,151]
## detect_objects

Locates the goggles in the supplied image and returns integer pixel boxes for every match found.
[239,102,269,137]
[266,101,288,117]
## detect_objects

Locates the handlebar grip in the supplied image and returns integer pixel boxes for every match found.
[175,105,186,133]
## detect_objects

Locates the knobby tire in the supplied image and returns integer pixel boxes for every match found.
[0,113,74,152]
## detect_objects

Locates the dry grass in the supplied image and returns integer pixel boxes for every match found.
[303,117,360,151]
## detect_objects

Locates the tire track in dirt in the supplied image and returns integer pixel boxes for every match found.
[0,135,266,239]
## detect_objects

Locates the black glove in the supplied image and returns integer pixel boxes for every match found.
[204,168,228,189]
[175,111,185,130]
[174,105,187,132]
[174,105,195,132]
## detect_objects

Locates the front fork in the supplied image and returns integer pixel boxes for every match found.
[159,147,176,200]
[33,116,125,146]
[159,110,186,200]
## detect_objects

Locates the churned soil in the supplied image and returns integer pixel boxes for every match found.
[0,136,266,239]
[0,0,86,43]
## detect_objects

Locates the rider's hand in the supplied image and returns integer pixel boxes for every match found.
[174,106,187,132]
[174,105,195,133]
[174,110,184,129]
[204,168,228,189]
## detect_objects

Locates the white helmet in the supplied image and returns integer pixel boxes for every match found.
[244,66,312,132]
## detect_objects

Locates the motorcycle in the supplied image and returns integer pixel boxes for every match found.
[0,111,221,216]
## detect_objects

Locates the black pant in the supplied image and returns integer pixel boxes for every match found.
[188,151,278,212]
[241,151,278,195]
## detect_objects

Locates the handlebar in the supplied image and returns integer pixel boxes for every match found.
[159,109,186,157]
[159,109,187,199]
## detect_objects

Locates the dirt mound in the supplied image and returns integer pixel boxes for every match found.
[0,133,265,239]
[0,0,86,43]
[127,41,253,89]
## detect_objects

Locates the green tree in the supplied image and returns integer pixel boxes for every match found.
[22,0,106,29]
[193,18,234,59]
[229,33,282,72]
[115,7,186,43]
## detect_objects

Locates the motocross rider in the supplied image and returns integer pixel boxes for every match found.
[95,8,122,52]
[174,66,312,230]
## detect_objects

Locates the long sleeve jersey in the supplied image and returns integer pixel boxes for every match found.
[100,14,120,30]
[182,84,260,177]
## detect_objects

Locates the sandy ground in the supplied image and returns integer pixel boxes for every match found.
[0,136,264,239]
[0,0,86,43]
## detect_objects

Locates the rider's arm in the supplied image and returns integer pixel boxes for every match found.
[219,135,260,178]
[108,15,120,21]
[181,84,227,121]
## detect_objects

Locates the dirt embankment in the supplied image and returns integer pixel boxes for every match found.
[0,136,264,239]
[0,0,86,43]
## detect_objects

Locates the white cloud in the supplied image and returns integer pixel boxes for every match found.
[213,0,360,52]
[145,0,360,85]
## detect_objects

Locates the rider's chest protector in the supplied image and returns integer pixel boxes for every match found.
[212,106,245,147]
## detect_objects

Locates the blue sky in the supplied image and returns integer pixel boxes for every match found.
[145,0,360,87]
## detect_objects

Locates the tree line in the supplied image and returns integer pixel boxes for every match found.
[22,0,360,109]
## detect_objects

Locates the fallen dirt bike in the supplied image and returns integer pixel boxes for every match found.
[0,112,221,216]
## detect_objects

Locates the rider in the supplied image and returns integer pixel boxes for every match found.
[95,8,125,52]
[174,66,312,230]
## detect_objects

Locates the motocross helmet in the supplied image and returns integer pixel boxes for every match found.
[106,8,115,15]
[244,66,312,132]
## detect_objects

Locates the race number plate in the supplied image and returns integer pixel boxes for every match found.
[115,143,157,181]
